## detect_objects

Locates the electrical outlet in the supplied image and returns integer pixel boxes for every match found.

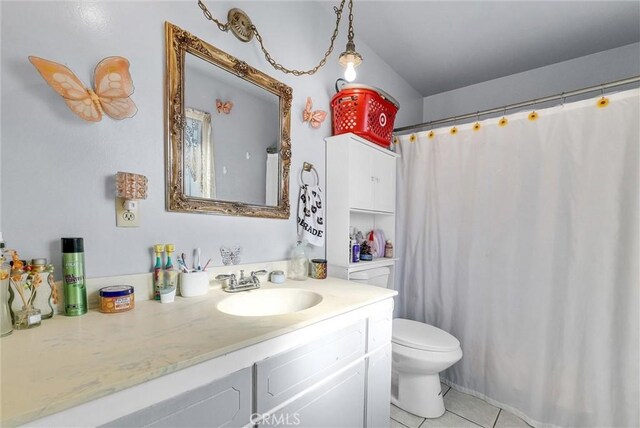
[116,197,140,227]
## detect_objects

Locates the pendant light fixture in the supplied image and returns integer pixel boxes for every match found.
[197,0,363,80]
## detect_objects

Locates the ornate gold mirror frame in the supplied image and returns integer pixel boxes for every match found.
[165,21,292,218]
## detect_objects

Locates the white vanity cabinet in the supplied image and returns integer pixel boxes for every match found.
[326,133,399,286]
[25,296,394,428]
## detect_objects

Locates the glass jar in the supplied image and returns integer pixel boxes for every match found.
[13,305,42,330]
[289,241,309,281]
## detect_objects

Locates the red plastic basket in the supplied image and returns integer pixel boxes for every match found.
[330,85,399,148]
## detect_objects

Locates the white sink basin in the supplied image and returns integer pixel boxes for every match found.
[217,288,323,317]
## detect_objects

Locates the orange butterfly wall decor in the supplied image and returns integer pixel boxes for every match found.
[216,99,233,114]
[302,97,327,129]
[28,56,137,122]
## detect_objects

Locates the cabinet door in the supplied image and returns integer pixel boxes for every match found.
[366,344,392,428]
[255,320,366,413]
[349,141,374,211]
[102,367,251,428]
[372,152,396,213]
[266,361,366,428]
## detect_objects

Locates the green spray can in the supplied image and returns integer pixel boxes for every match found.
[61,238,87,316]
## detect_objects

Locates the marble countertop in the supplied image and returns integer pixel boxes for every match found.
[0,277,396,427]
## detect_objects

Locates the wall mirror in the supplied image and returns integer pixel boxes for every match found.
[165,22,292,218]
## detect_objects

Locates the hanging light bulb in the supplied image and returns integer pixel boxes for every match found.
[344,62,357,82]
[338,0,362,82]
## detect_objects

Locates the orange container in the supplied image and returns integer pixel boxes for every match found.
[330,84,400,148]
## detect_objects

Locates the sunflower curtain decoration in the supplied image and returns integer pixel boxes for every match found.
[528,111,539,121]
[428,130,435,139]
[597,97,610,108]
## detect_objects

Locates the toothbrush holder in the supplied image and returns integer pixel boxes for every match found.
[179,271,210,297]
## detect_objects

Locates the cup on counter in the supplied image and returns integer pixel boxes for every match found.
[179,271,210,297]
[160,286,176,303]
[309,259,327,280]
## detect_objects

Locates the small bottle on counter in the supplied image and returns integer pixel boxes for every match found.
[61,238,87,316]
[289,241,309,281]
[153,244,165,300]
[384,240,394,258]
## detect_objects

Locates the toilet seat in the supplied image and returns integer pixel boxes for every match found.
[392,318,460,352]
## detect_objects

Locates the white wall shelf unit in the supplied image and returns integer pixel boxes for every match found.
[326,133,399,288]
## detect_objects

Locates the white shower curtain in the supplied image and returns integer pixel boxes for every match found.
[395,89,639,427]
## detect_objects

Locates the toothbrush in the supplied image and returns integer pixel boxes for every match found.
[178,259,190,273]
[195,248,201,271]
[202,259,212,272]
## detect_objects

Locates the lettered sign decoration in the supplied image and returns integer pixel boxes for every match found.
[29,56,137,122]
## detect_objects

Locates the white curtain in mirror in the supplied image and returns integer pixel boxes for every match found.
[184,107,215,199]
[395,89,639,427]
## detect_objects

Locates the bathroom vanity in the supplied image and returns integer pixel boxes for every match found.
[1,277,396,427]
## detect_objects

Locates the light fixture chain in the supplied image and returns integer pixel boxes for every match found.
[197,0,229,32]
[198,0,348,76]
[347,0,355,41]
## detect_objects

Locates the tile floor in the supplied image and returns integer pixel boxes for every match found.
[390,383,532,428]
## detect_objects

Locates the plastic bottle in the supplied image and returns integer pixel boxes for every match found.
[384,240,394,258]
[163,244,178,292]
[153,244,165,300]
[289,241,309,281]
[61,238,87,316]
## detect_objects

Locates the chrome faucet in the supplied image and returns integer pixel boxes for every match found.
[216,270,267,293]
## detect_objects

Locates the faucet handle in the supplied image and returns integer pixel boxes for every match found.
[251,270,268,277]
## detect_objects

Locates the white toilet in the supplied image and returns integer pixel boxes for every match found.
[350,268,463,419]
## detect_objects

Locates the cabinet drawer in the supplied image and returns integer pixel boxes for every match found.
[102,367,251,428]
[255,320,366,413]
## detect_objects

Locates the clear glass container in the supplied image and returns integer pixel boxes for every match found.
[13,305,42,330]
[1,275,12,336]
[289,241,309,281]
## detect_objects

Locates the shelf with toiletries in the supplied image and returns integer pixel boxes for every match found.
[348,257,399,271]
[326,133,399,289]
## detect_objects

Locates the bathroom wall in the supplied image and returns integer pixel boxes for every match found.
[422,42,640,122]
[0,1,423,277]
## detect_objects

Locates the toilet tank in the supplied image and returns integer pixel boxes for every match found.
[350,267,391,288]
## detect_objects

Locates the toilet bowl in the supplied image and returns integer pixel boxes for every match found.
[391,319,462,418]
[349,269,463,418]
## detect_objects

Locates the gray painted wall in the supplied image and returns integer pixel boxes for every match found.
[0,1,423,277]
[422,43,640,123]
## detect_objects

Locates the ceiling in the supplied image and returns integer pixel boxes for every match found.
[325,1,640,97]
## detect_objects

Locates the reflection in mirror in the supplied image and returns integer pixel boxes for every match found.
[184,54,280,206]
[184,107,214,199]
[165,22,292,218]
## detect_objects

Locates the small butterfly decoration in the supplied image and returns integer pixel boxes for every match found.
[216,99,233,114]
[28,56,137,122]
[220,246,241,266]
[302,97,327,129]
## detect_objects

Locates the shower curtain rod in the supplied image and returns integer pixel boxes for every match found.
[393,75,640,134]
